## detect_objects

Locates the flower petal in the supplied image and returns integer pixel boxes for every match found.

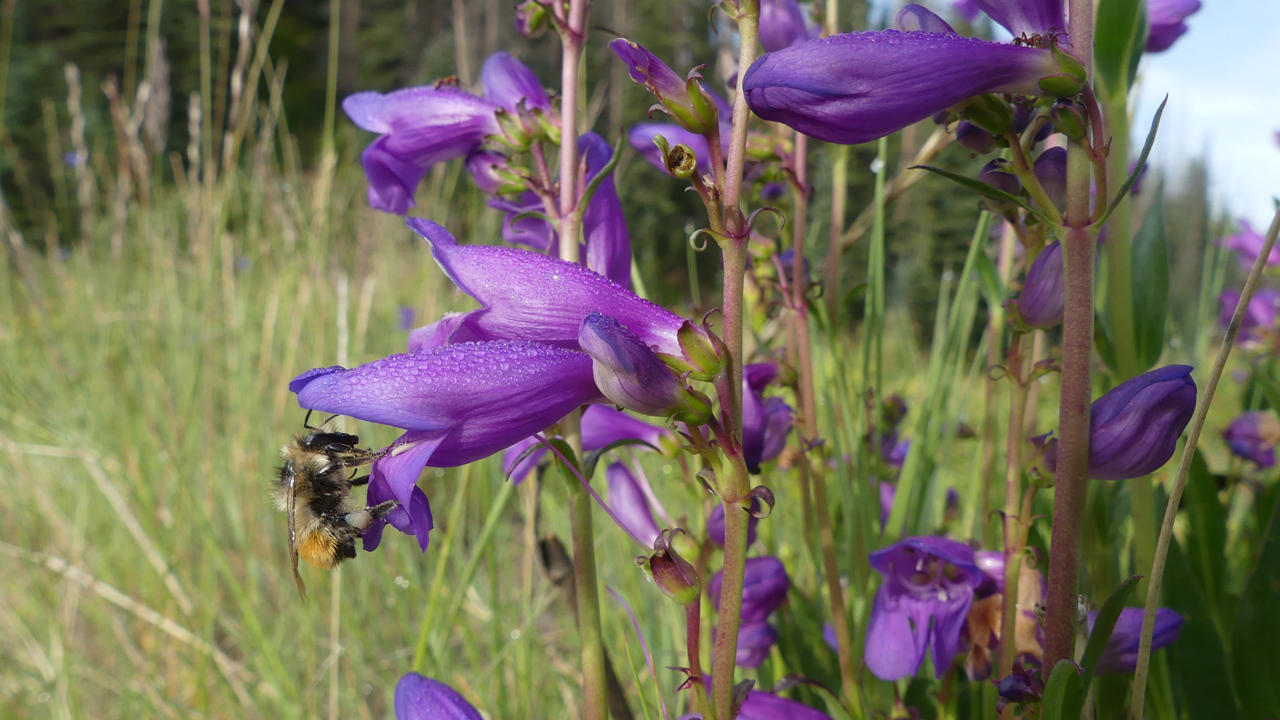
[968,0,1065,36]
[580,132,633,287]
[410,218,685,354]
[606,462,662,546]
[760,0,817,52]
[743,30,1058,145]
[290,340,603,466]
[480,52,550,112]
[864,582,930,680]
[628,123,720,175]
[394,673,484,720]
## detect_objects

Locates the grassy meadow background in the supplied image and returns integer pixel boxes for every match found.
[0,0,1245,718]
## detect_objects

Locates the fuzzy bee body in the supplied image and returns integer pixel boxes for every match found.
[273,428,395,598]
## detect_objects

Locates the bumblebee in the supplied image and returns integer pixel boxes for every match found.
[272,421,395,598]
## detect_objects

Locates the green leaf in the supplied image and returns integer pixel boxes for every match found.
[1130,191,1169,372]
[1099,96,1167,227]
[974,250,1006,310]
[1041,659,1084,720]
[1251,370,1280,414]
[1232,496,1280,719]
[1164,536,1241,719]
[910,165,1053,225]
[1094,0,1149,100]
[1079,575,1141,692]
[1094,313,1119,375]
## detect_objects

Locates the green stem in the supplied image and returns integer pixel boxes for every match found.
[1131,206,1280,718]
[565,454,608,720]
[998,333,1028,688]
[710,455,752,720]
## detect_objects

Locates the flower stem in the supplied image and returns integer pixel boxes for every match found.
[998,332,1028,690]
[1131,206,1280,718]
[564,460,608,720]
[710,454,751,720]
[686,602,715,720]
[1042,145,1096,669]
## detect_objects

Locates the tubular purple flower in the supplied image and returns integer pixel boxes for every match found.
[609,39,719,134]
[344,88,501,214]
[1218,288,1279,341]
[743,31,1060,145]
[734,622,779,668]
[606,462,662,545]
[864,536,983,680]
[707,501,760,547]
[968,0,1065,36]
[1017,241,1065,329]
[361,459,434,552]
[896,4,957,34]
[290,341,603,526]
[1221,221,1280,268]
[1223,411,1280,468]
[709,556,790,623]
[395,673,483,720]
[1033,146,1067,211]
[978,160,1022,196]
[465,150,521,196]
[760,0,817,52]
[579,313,711,423]
[579,132,633,287]
[974,550,1004,597]
[1088,607,1184,675]
[1082,365,1197,480]
[488,192,555,251]
[481,52,550,113]
[409,219,685,354]
[408,312,484,352]
[682,687,833,720]
[741,362,793,472]
[1146,0,1201,53]
[956,121,997,154]
[760,397,795,464]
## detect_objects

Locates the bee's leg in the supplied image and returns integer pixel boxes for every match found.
[345,500,399,530]
[348,473,370,487]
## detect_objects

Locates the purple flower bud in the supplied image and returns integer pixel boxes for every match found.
[1220,221,1280,268]
[956,121,997,154]
[995,666,1043,711]
[865,536,983,680]
[734,622,779,668]
[1050,98,1088,140]
[606,462,662,545]
[579,313,711,423]
[896,4,957,33]
[1146,0,1200,53]
[978,159,1022,196]
[707,501,760,547]
[640,530,701,605]
[1223,411,1280,468]
[1088,607,1183,675]
[609,39,719,134]
[514,0,549,39]
[760,0,817,52]
[710,556,790,623]
[760,182,786,201]
[1033,146,1067,210]
[1017,241,1065,329]
[877,478,895,528]
[395,672,483,720]
[1087,365,1197,480]
[464,150,522,195]
[409,219,685,354]
[744,31,1059,145]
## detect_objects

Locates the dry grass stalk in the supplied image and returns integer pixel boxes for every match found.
[64,64,95,242]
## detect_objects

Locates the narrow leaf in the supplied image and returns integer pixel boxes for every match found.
[1099,96,1167,226]
[1131,191,1169,371]
[911,165,1053,225]
[1041,660,1084,720]
[1231,497,1280,718]
[1094,0,1149,100]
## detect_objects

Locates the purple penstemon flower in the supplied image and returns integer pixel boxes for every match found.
[394,672,483,720]
[709,556,790,623]
[289,340,604,549]
[743,0,1084,146]
[606,462,662,545]
[579,312,711,423]
[742,362,795,473]
[1221,220,1280,268]
[609,39,720,134]
[1016,241,1065,329]
[344,52,549,214]
[1223,411,1280,468]
[759,0,818,53]
[1088,607,1183,675]
[408,218,685,354]
[1146,0,1201,53]
[1219,288,1280,342]
[864,536,983,680]
[707,500,761,547]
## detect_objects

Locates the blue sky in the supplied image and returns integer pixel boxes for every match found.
[1133,0,1280,231]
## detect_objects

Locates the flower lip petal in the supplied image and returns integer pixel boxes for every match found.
[409,218,685,354]
[896,3,958,33]
[394,672,484,720]
[480,51,550,113]
[968,0,1065,36]
[743,30,1058,146]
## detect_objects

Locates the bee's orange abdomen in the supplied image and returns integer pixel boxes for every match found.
[298,532,339,569]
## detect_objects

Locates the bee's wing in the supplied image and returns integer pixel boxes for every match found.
[284,464,307,600]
